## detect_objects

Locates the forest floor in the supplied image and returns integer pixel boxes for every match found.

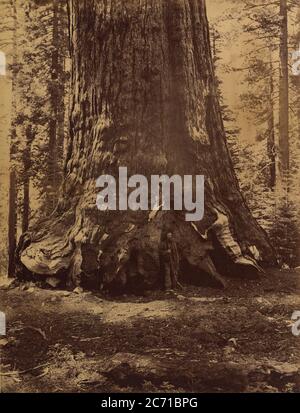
[0,268,300,393]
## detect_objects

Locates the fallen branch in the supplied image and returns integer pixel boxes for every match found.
[26,326,47,340]
[79,336,102,342]
[0,363,50,376]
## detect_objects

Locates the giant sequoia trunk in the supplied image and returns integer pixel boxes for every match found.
[18,0,275,291]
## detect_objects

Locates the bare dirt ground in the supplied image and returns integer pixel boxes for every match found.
[0,268,300,393]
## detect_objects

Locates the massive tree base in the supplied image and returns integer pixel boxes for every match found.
[17,198,274,293]
[16,0,275,292]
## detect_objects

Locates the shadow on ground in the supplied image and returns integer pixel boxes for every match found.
[0,268,300,393]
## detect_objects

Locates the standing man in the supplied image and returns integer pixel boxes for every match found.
[160,231,181,290]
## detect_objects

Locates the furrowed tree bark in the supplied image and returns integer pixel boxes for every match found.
[18,0,275,291]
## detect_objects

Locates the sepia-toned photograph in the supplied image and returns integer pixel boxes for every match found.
[0,0,300,398]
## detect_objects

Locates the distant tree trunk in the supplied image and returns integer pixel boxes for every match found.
[46,0,65,213]
[267,51,276,189]
[7,0,18,277]
[279,0,289,179]
[22,124,34,233]
[8,171,17,277]
[22,164,29,233]
[296,8,300,142]
[18,0,275,290]
[210,27,218,70]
